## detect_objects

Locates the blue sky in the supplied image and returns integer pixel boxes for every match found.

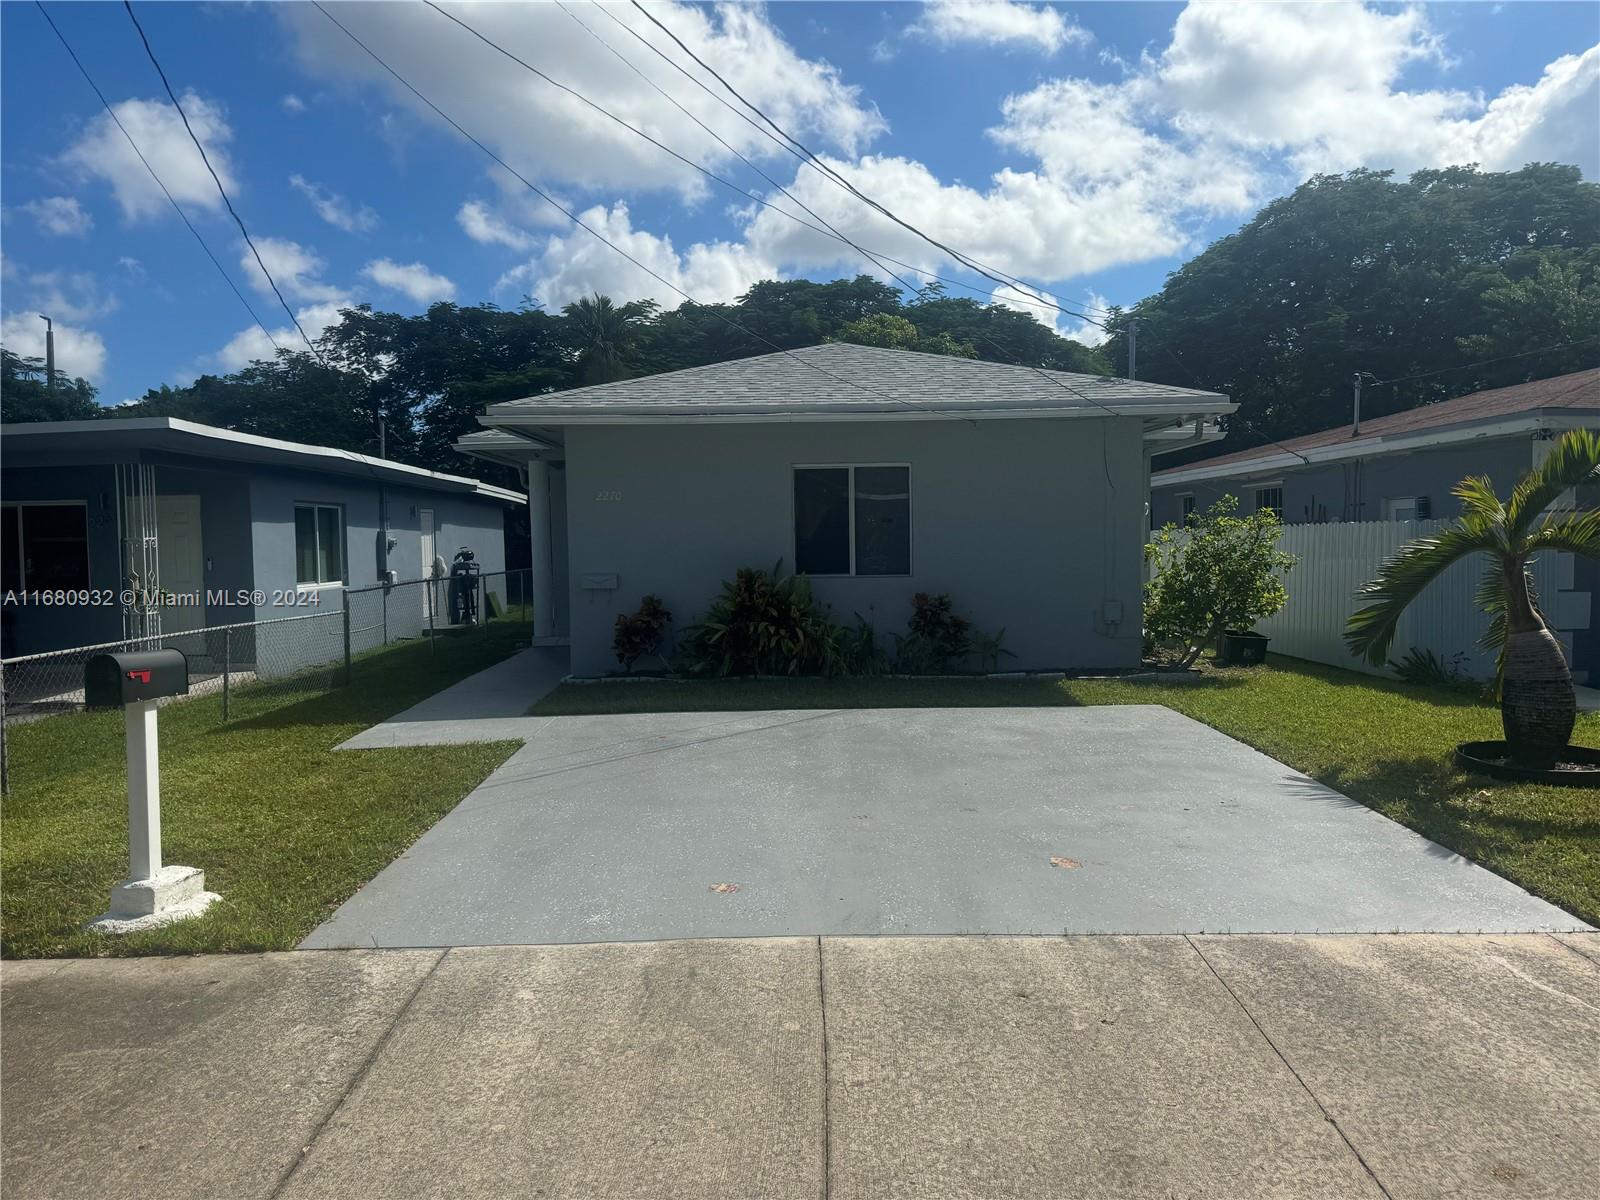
[3,1,1596,406]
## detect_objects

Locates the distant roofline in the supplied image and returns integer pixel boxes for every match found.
[1152,407,1593,488]
[1,416,525,505]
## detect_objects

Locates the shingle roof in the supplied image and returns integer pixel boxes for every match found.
[1154,368,1600,480]
[484,342,1230,422]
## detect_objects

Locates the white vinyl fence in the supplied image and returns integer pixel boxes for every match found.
[1253,519,1584,680]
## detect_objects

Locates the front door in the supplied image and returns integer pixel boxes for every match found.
[156,494,205,635]
[419,508,436,619]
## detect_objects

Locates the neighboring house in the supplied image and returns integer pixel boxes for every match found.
[1150,369,1599,528]
[456,342,1233,676]
[1150,368,1600,681]
[1,417,522,658]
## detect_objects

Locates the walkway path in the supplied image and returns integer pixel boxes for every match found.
[4,934,1597,1199]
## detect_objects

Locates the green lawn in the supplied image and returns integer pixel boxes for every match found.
[534,659,1600,926]
[2,623,528,958]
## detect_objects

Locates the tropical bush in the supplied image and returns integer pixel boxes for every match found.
[612,594,672,672]
[679,562,846,677]
[1145,496,1297,668]
[895,592,972,672]
[1347,428,1600,766]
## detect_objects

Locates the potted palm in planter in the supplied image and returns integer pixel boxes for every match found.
[1345,429,1600,780]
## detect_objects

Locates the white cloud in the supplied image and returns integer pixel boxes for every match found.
[289,174,378,233]
[58,92,236,222]
[910,1,1092,55]
[1138,3,1597,178]
[211,300,349,372]
[238,237,347,304]
[1,312,108,383]
[457,200,532,251]
[502,202,775,310]
[20,196,94,237]
[275,1,886,199]
[281,93,308,114]
[25,270,118,325]
[361,258,457,305]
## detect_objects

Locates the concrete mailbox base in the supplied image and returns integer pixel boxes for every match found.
[87,865,220,935]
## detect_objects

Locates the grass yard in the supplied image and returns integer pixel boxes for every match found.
[534,658,1600,926]
[2,622,529,958]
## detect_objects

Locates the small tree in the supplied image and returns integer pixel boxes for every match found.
[1346,429,1600,766]
[1145,496,1296,667]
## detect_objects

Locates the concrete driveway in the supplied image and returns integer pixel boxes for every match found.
[303,657,1584,947]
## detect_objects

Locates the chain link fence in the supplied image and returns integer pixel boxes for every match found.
[0,568,533,737]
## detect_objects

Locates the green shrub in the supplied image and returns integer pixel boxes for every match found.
[1145,495,1296,668]
[613,594,672,672]
[680,561,846,677]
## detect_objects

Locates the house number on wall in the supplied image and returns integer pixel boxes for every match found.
[594,490,623,501]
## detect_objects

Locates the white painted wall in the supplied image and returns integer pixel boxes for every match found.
[1252,519,1586,681]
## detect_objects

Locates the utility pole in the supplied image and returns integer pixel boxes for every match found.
[1126,318,1138,381]
[1351,372,1363,436]
[378,413,387,459]
[38,314,54,389]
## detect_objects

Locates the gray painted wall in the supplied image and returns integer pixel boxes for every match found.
[2,450,512,659]
[1151,435,1534,528]
[562,417,1147,676]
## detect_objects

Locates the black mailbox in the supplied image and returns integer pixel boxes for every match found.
[84,649,190,709]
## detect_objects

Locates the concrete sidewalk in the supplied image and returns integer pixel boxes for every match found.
[4,934,1597,1199]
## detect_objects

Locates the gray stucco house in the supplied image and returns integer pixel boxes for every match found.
[1150,368,1600,677]
[2,417,521,658]
[457,342,1234,676]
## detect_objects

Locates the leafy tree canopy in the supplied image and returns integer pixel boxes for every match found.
[1102,163,1600,462]
[1,278,1107,481]
[1,349,100,422]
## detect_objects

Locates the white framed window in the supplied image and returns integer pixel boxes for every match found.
[793,464,911,577]
[2,502,90,591]
[294,503,345,587]
[1384,497,1419,522]
[1254,484,1284,517]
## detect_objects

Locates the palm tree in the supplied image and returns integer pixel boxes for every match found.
[561,293,654,385]
[1346,428,1600,767]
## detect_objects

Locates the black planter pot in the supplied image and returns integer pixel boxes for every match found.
[1455,740,1600,785]
[1216,630,1270,666]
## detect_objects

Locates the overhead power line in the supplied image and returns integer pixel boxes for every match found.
[34,1,282,355]
[312,1,996,427]
[122,0,323,361]
[624,0,1107,328]
[1366,338,1599,388]
[431,0,1097,329]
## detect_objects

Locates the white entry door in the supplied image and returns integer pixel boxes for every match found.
[419,508,436,619]
[156,494,205,635]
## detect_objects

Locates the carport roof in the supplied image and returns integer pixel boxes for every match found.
[1,417,525,504]
[483,342,1232,426]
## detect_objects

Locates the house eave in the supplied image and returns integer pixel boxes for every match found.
[1151,408,1598,488]
[483,399,1237,428]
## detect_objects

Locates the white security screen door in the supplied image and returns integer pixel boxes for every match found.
[156,495,205,634]
[419,508,436,619]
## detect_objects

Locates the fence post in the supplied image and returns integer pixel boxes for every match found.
[428,586,436,655]
[222,628,231,721]
[342,595,353,685]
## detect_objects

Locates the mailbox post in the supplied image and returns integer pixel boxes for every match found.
[84,650,219,932]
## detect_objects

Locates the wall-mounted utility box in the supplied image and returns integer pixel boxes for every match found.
[84,650,189,709]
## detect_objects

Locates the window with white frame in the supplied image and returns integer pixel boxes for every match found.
[1254,485,1284,517]
[2,503,90,591]
[793,465,910,576]
[294,503,345,586]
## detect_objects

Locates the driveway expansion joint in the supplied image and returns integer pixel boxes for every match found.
[1184,935,1396,1200]
[816,936,832,1200]
[265,948,450,1200]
